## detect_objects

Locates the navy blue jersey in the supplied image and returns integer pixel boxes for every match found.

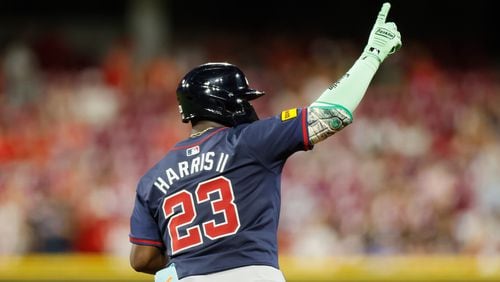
[130,108,312,279]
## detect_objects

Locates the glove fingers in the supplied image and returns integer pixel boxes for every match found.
[389,31,402,54]
[385,22,397,30]
[376,2,391,25]
[384,21,401,54]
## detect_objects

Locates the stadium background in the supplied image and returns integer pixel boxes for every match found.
[0,0,499,281]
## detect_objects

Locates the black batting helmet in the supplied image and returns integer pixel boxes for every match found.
[176,62,265,127]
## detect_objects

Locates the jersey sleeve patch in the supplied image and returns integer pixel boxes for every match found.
[281,108,298,121]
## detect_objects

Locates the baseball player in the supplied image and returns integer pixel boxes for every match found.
[129,3,401,282]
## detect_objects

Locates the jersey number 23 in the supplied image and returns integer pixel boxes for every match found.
[162,176,241,254]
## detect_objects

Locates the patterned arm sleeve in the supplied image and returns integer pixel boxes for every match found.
[307,105,353,145]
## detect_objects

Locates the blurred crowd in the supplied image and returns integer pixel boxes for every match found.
[0,32,499,258]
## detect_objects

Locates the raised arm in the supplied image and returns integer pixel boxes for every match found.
[307,2,402,144]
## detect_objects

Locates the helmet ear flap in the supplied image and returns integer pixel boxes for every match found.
[178,105,185,121]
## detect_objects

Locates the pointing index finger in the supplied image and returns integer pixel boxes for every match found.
[376,2,391,25]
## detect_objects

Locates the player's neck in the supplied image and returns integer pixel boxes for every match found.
[190,120,225,137]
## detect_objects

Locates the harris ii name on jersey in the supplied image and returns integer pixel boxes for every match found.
[153,150,230,194]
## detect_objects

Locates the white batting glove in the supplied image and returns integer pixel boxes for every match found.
[363,2,402,63]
